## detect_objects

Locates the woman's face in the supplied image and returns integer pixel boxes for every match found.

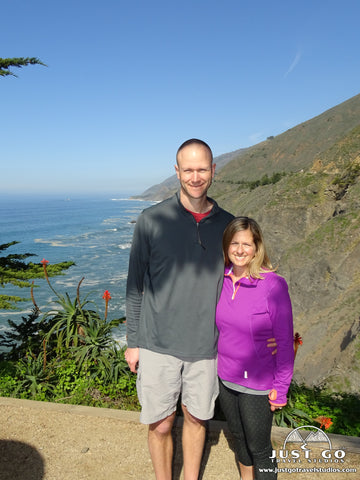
[228,228,256,274]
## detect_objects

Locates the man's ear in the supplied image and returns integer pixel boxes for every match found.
[212,163,216,178]
[175,164,180,179]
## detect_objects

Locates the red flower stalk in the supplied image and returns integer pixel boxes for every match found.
[314,416,333,430]
[102,290,111,301]
[103,290,111,320]
[30,280,40,313]
[41,258,50,283]
[43,337,47,370]
[294,332,303,359]
[40,258,58,296]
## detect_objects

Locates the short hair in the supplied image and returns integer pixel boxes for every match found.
[176,138,213,164]
[222,216,275,279]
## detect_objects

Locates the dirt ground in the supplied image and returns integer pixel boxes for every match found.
[0,397,359,480]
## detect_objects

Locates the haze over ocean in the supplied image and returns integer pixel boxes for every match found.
[0,194,155,345]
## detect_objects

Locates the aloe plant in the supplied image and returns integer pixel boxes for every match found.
[73,315,121,378]
[15,352,55,398]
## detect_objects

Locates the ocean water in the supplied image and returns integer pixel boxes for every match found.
[0,194,155,346]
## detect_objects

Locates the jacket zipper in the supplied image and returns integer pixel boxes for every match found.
[196,222,206,249]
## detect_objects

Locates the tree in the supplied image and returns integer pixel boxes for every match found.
[0,307,42,360]
[0,57,46,77]
[0,241,74,310]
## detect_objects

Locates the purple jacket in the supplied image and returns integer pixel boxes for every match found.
[216,267,294,406]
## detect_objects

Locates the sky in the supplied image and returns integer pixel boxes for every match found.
[1,0,360,196]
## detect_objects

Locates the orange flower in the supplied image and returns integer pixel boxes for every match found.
[41,258,50,283]
[294,332,303,359]
[103,290,111,320]
[39,258,59,296]
[102,290,111,301]
[314,416,333,430]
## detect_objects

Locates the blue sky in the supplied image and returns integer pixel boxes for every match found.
[1,0,360,196]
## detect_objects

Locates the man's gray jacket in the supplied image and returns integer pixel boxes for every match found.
[126,192,233,359]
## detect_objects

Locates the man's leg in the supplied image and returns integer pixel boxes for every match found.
[180,357,218,480]
[181,404,206,480]
[148,412,176,480]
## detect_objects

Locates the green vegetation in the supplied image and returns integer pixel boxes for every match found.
[247,171,287,190]
[332,160,360,189]
[0,260,139,411]
[1,255,359,435]
[272,382,360,437]
[0,57,46,77]
[215,170,287,190]
[0,242,74,310]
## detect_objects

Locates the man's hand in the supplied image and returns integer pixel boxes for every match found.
[124,347,139,373]
[267,337,277,355]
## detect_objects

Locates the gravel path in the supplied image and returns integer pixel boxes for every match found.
[0,397,359,479]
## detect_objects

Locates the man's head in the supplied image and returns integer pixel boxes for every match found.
[175,139,216,204]
[176,139,213,165]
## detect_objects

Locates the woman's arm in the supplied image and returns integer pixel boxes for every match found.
[267,275,294,407]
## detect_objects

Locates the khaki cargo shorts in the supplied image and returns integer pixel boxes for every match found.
[137,348,218,425]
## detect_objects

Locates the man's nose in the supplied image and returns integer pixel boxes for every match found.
[192,171,200,182]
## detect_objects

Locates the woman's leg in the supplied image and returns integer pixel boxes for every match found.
[239,393,276,480]
[218,381,254,479]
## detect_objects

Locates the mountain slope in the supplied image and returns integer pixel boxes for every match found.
[131,93,360,392]
[213,125,360,392]
[212,93,360,186]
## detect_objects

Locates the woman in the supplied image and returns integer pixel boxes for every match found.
[216,217,294,480]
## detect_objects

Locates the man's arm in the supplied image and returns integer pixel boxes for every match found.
[267,337,277,355]
[125,213,149,350]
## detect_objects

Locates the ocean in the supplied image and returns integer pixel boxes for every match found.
[0,194,155,347]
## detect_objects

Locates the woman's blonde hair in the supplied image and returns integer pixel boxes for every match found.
[222,216,276,279]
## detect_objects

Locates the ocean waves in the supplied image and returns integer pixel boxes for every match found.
[0,195,155,344]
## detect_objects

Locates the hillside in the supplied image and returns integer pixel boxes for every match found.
[213,93,360,183]
[213,125,360,393]
[133,93,360,393]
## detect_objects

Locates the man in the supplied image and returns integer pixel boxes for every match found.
[125,138,233,480]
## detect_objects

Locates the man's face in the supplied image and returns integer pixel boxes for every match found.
[175,144,216,202]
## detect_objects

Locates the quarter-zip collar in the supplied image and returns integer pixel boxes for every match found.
[176,191,219,249]
[175,191,219,223]
[224,265,259,299]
